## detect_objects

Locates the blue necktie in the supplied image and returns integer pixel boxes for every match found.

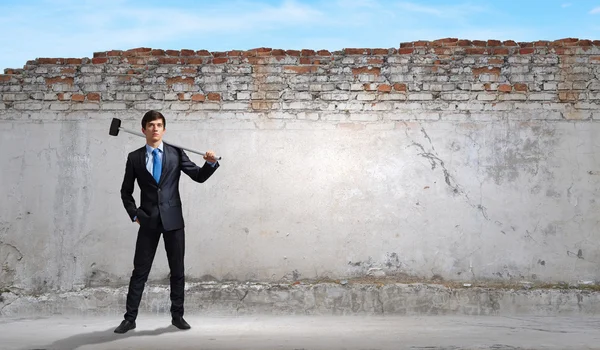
[152,148,162,183]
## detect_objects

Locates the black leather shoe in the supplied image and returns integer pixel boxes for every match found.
[114,319,136,334]
[171,316,191,330]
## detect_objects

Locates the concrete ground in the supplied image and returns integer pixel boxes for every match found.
[0,314,599,350]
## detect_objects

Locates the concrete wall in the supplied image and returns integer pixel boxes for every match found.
[1,38,600,294]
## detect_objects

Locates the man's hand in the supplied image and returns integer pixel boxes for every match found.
[204,150,217,163]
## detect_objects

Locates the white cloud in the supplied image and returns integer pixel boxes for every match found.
[393,1,488,19]
[590,6,600,14]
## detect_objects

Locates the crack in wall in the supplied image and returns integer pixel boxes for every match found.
[403,123,490,221]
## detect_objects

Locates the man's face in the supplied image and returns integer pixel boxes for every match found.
[142,119,165,143]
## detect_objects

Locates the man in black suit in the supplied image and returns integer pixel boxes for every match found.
[114,110,219,334]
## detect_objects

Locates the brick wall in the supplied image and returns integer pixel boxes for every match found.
[2,38,599,122]
[2,38,600,291]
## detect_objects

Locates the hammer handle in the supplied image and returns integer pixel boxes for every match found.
[120,127,222,160]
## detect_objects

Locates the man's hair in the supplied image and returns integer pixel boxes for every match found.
[141,110,166,129]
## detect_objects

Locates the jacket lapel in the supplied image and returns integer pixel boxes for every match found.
[138,146,156,185]
[158,143,168,185]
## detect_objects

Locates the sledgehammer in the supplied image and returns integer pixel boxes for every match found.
[109,118,222,160]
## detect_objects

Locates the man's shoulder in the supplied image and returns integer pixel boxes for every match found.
[127,146,146,158]
[163,142,182,155]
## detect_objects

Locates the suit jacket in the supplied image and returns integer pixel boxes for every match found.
[120,142,219,231]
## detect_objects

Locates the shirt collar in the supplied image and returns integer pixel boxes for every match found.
[145,142,163,154]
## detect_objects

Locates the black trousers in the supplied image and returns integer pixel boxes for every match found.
[124,222,185,321]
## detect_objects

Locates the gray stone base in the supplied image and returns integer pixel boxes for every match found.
[2,281,600,317]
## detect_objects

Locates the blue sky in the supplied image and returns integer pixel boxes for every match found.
[1,0,599,70]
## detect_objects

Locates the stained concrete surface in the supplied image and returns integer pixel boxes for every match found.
[1,314,599,350]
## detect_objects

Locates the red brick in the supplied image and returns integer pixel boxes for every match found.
[271,49,286,56]
[166,50,180,56]
[393,83,407,92]
[246,57,266,65]
[57,93,66,101]
[212,51,227,57]
[465,48,488,55]
[226,50,243,57]
[256,48,273,56]
[191,94,205,102]
[207,92,221,101]
[554,38,579,46]
[345,48,370,55]
[127,58,149,65]
[519,48,535,54]
[488,58,504,65]
[371,48,389,55]
[413,41,429,47]
[181,67,197,74]
[132,47,151,53]
[502,40,519,47]
[532,40,549,47]
[91,57,108,64]
[284,66,317,74]
[399,42,413,48]
[457,40,472,46]
[166,77,194,86]
[72,94,85,102]
[151,49,166,56]
[363,83,375,91]
[87,92,100,101]
[590,56,600,63]
[352,66,381,76]
[492,48,510,55]
[177,93,187,101]
[212,57,228,64]
[285,50,301,56]
[299,57,311,64]
[158,57,180,64]
[434,48,452,55]
[472,67,501,77]
[0,75,11,82]
[93,51,107,58]
[181,49,195,56]
[559,91,579,101]
[107,50,123,57]
[487,40,502,46]
[398,48,414,55]
[433,38,458,46]
[367,58,384,64]
[45,77,74,86]
[185,57,204,65]
[498,84,512,92]
[470,40,485,47]
[254,47,272,53]
[519,42,533,47]
[513,83,528,92]
[123,49,137,57]
[317,50,331,56]
[578,40,593,46]
[64,58,82,65]
[378,84,392,93]
[301,49,316,56]
[242,50,257,57]
[60,67,76,74]
[196,50,211,56]
[38,58,64,64]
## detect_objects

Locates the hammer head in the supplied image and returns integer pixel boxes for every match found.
[109,118,121,136]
